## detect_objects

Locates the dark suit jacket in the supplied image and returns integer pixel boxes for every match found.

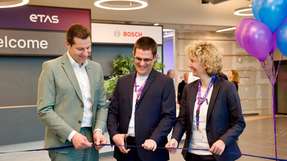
[177,80,187,103]
[231,81,239,91]
[107,69,176,161]
[172,76,245,161]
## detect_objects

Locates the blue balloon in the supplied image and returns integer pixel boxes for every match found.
[252,0,264,21]
[276,20,287,56]
[259,0,287,32]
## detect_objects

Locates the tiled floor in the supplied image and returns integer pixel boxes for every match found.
[0,115,286,161]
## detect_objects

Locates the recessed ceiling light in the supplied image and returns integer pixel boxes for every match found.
[0,0,29,8]
[94,0,148,10]
[216,27,236,33]
[233,7,253,17]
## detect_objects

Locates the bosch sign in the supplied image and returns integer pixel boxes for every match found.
[123,31,143,38]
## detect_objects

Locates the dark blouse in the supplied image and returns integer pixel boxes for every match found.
[231,81,238,91]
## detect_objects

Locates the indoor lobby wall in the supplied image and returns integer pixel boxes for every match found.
[173,27,272,115]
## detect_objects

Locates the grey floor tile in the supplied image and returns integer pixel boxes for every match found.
[0,116,286,161]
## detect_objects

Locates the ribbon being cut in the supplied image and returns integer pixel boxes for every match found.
[0,143,286,161]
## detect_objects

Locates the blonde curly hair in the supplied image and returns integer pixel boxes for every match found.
[186,42,222,76]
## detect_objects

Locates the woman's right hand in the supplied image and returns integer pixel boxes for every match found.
[165,138,178,153]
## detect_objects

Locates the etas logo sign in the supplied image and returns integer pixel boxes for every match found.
[29,14,59,24]
[0,6,90,31]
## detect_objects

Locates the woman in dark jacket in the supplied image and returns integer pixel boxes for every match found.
[166,42,245,161]
[228,70,240,91]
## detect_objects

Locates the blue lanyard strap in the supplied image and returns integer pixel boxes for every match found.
[195,76,216,130]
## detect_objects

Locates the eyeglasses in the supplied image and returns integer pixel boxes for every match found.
[134,56,154,63]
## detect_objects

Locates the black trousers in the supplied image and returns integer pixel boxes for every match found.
[186,152,216,161]
[117,136,142,161]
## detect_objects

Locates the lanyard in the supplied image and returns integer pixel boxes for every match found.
[134,80,146,102]
[195,76,215,130]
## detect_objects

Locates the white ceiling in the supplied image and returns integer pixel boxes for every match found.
[29,0,251,27]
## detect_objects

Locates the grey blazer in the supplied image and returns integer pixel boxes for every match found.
[37,53,108,148]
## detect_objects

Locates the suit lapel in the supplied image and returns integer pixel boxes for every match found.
[206,78,221,123]
[86,62,95,104]
[61,54,83,103]
[127,72,136,111]
[136,70,156,110]
[189,81,199,125]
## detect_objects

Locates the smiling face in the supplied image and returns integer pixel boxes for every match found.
[188,56,207,77]
[186,42,223,78]
[67,37,91,65]
[133,48,156,76]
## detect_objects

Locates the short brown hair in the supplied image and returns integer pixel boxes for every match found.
[66,24,90,45]
[133,36,157,57]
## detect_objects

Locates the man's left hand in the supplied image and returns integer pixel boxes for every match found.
[142,139,157,151]
[93,131,107,150]
[210,139,225,155]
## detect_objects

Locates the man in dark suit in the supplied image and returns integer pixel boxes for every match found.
[177,72,189,104]
[107,36,176,161]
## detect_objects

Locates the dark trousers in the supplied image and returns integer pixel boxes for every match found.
[117,136,142,161]
[186,152,216,161]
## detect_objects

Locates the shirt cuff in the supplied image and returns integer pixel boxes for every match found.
[68,130,77,142]
[93,128,103,134]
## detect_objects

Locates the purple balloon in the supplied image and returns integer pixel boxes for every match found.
[241,19,273,61]
[235,18,254,48]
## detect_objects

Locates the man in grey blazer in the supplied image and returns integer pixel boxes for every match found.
[37,24,108,161]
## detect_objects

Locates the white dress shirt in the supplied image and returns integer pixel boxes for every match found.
[127,74,148,136]
[189,85,214,155]
[67,52,93,141]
